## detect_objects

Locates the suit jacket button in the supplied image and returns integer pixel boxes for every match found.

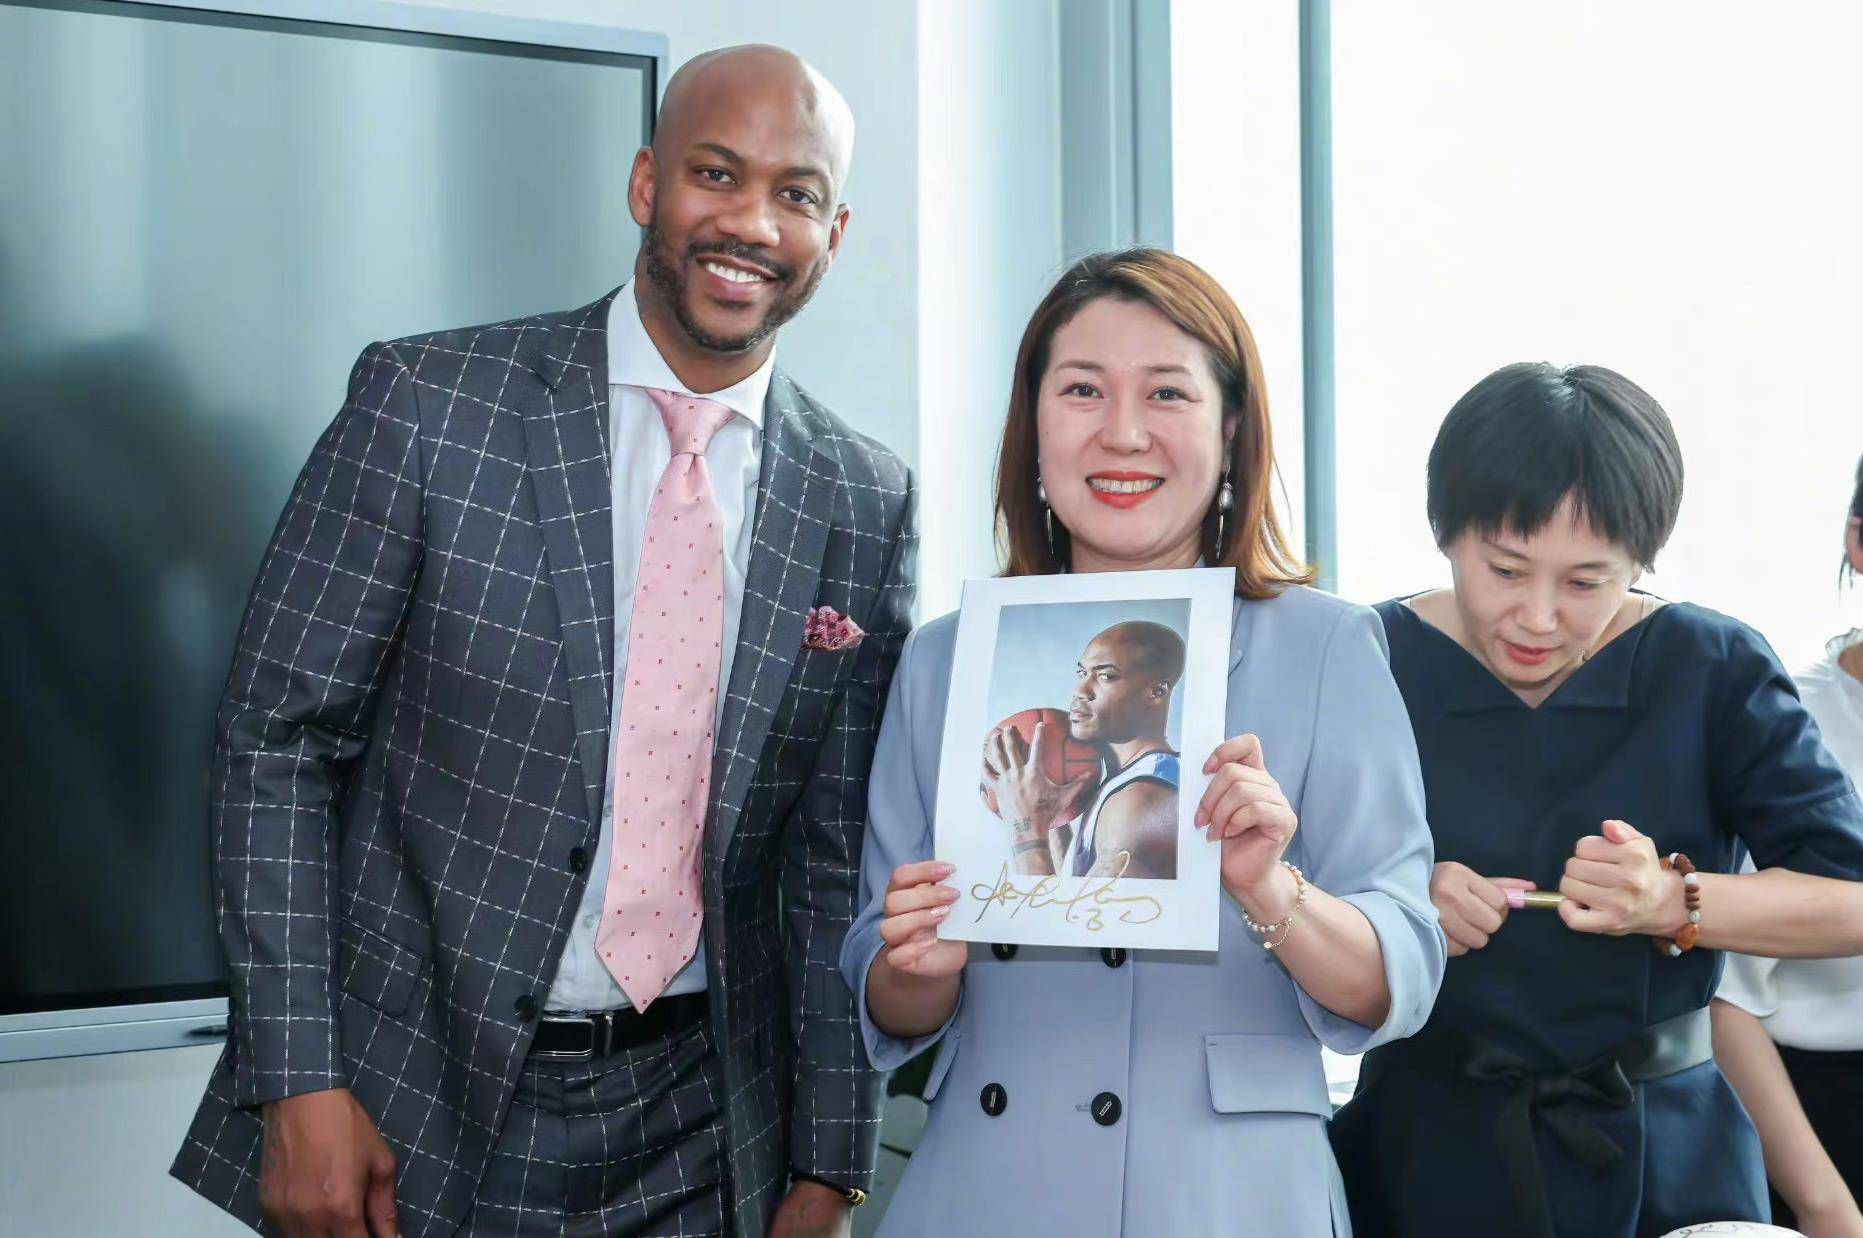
[992,943,1017,961]
[980,1083,1008,1117]
[1091,1091,1122,1126]
[568,847,589,873]
[513,994,538,1022]
[1100,948,1127,968]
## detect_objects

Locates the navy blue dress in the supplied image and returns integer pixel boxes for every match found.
[1332,597,1863,1238]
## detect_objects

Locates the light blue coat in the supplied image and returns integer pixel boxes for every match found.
[840,586,1447,1237]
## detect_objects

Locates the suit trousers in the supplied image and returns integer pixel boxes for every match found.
[458,1018,729,1237]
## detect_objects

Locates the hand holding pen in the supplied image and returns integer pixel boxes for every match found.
[1428,862,1540,957]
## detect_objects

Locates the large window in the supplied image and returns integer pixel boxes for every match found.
[1333,1,1863,667]
[1178,1,1863,669]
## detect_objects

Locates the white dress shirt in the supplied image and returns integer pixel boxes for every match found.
[545,282,773,1012]
[1717,631,1863,1050]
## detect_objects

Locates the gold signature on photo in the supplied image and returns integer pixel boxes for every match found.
[967,852,1163,931]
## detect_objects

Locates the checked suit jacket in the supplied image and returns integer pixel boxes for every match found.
[171,287,915,1237]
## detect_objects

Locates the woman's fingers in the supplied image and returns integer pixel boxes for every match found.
[1441,914,1491,953]
[878,904,954,948]
[887,860,954,894]
[1563,857,1626,888]
[1464,889,1507,934]
[1214,801,1295,842]
[1558,875,1618,912]
[888,935,966,976]
[1203,733,1267,774]
[883,881,959,918]
[1195,764,1280,826]
[1558,896,1616,935]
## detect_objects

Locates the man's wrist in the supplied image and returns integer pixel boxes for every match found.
[789,1171,866,1208]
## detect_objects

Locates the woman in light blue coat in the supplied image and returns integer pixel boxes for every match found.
[840,249,1447,1237]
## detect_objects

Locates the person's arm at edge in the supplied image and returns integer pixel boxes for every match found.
[1711,997,1863,1235]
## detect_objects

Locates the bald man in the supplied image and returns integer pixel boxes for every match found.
[984,622,1185,880]
[173,45,913,1238]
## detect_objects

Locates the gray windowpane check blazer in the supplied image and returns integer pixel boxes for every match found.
[170,287,916,1237]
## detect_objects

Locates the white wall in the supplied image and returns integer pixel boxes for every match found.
[915,0,1065,617]
[0,1045,241,1235]
[4,3,1066,1234]
[396,0,924,471]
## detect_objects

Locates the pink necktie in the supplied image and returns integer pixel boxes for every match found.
[596,388,735,1010]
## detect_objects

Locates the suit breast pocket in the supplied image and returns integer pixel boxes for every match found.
[337,920,428,1018]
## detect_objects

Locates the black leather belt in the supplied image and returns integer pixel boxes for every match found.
[530,992,708,1060]
[1373,1004,1713,1238]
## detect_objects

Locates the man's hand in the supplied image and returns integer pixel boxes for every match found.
[768,1179,853,1238]
[258,1087,399,1238]
[982,723,1096,872]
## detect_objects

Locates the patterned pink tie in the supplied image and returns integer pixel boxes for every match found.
[597,388,735,1010]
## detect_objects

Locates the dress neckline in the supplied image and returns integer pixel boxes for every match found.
[1389,591,1674,713]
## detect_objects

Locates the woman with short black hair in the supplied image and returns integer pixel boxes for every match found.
[1330,362,1863,1237]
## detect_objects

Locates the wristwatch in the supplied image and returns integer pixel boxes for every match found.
[791,1171,868,1207]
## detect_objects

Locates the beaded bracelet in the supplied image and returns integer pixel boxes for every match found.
[1652,852,1703,957]
[1242,861,1308,951]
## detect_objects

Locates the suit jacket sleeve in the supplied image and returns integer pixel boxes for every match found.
[839,621,961,1075]
[779,476,917,1188]
[1290,604,1447,1053]
[213,342,424,1108]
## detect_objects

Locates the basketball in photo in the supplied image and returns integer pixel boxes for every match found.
[978,707,1103,814]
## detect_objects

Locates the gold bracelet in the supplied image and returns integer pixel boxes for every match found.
[1242,861,1308,951]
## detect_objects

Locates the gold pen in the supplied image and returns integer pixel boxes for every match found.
[1504,889,1565,911]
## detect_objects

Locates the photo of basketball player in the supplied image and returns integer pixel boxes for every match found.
[981,620,1185,880]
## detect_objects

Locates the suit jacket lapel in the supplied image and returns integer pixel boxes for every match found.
[522,289,619,830]
[707,370,838,863]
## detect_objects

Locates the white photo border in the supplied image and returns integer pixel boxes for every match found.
[934,567,1234,951]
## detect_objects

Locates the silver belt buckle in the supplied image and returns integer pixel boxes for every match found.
[532,1014,598,1060]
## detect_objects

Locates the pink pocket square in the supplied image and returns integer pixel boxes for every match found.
[803,606,864,652]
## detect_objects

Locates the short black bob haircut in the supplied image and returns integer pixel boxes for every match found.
[1426,362,1684,570]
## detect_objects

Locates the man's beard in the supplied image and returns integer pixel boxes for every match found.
[640,220,827,354]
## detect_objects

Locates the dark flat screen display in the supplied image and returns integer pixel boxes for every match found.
[0,0,650,1015]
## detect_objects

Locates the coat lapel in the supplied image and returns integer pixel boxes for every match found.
[707,370,839,863]
[522,289,619,829]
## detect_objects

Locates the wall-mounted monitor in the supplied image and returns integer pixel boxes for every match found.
[0,0,662,1061]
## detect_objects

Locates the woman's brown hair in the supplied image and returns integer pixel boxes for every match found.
[994,247,1313,599]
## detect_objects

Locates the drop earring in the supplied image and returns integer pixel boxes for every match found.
[1214,472,1234,554]
[1037,475,1058,563]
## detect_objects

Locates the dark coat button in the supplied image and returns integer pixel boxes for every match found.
[1091,1091,1122,1126]
[513,994,538,1022]
[980,1083,1008,1117]
[568,846,589,873]
[992,943,1017,961]
[1101,948,1127,968]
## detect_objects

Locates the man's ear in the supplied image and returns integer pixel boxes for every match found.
[627,146,656,229]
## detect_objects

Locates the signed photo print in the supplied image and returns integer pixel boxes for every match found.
[934,568,1233,950]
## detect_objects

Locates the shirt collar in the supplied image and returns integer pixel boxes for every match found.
[1819,630,1863,712]
[606,279,773,429]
